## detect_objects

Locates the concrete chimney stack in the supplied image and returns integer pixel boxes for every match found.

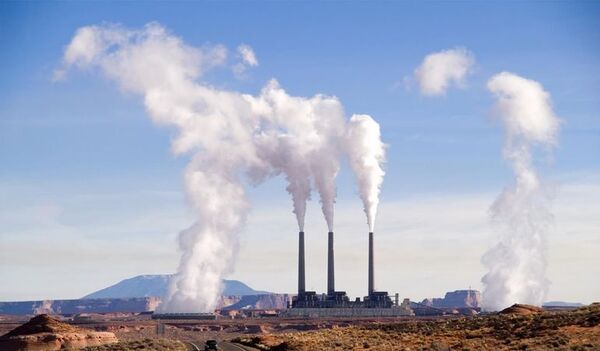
[368,232,374,296]
[298,231,305,294]
[327,231,335,295]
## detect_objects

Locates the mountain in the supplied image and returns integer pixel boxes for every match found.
[82,275,269,299]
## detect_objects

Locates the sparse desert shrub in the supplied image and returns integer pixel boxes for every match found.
[228,306,600,351]
[81,338,187,351]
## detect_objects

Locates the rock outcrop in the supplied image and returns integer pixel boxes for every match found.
[500,304,544,315]
[0,314,117,351]
[421,290,482,309]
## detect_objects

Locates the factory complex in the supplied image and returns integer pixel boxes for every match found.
[290,231,413,317]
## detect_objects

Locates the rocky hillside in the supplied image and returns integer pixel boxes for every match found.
[0,314,117,351]
[500,303,544,315]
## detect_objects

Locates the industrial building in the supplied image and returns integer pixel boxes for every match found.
[289,231,413,317]
[151,312,218,320]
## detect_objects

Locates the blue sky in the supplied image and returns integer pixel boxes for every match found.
[1,2,599,303]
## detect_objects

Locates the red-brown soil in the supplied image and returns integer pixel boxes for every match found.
[234,303,600,350]
[1,305,598,350]
[500,303,544,315]
[0,314,118,351]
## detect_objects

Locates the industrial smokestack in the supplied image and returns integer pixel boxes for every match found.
[327,231,335,295]
[368,232,374,296]
[298,231,305,294]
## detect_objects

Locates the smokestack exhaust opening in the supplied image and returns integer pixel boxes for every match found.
[327,231,335,295]
[368,231,374,296]
[298,231,305,295]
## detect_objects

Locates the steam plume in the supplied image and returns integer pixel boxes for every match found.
[482,72,560,311]
[414,47,474,96]
[346,115,386,231]
[59,23,360,311]
[253,81,345,231]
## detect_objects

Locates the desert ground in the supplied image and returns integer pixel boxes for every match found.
[1,304,599,350]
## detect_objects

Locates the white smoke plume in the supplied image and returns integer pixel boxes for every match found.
[345,115,386,232]
[33,300,55,315]
[482,72,560,311]
[414,47,474,96]
[59,23,364,311]
[253,83,345,231]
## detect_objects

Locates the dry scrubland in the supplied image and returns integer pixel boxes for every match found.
[82,338,187,351]
[2,304,599,350]
[234,304,600,351]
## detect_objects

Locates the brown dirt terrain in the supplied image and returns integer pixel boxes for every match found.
[81,338,187,351]
[0,314,118,351]
[500,304,545,316]
[233,304,600,350]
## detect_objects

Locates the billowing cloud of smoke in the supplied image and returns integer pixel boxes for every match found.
[345,115,386,232]
[414,47,474,96]
[252,81,345,231]
[482,72,560,311]
[59,23,370,311]
[33,300,55,315]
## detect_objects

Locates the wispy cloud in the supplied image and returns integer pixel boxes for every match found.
[413,47,475,96]
[233,44,258,79]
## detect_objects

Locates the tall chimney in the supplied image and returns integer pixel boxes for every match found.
[368,232,374,296]
[298,231,305,294]
[327,231,335,295]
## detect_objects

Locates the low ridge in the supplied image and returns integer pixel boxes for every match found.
[500,304,544,315]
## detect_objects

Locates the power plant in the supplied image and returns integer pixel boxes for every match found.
[290,230,413,317]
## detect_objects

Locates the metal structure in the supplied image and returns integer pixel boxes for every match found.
[327,231,335,295]
[298,231,305,295]
[293,231,319,308]
[368,231,374,296]
[151,313,217,320]
[291,228,399,310]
